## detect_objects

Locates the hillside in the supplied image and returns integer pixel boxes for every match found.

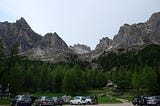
[0,12,160,96]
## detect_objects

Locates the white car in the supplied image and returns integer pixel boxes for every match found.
[84,96,92,104]
[70,96,87,105]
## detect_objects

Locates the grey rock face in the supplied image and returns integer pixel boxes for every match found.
[113,12,160,51]
[113,23,146,48]
[148,12,160,34]
[15,17,31,30]
[40,32,68,50]
[147,12,160,44]
[95,37,113,51]
[70,44,91,54]
[0,18,69,58]
[0,11,160,63]
[0,17,42,53]
[88,12,160,61]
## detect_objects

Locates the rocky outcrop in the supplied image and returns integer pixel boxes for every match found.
[70,44,91,54]
[40,32,68,49]
[95,37,113,51]
[86,12,160,62]
[28,32,70,60]
[148,12,160,34]
[0,17,42,53]
[113,12,160,51]
[90,12,160,54]
[0,17,70,62]
[0,11,160,63]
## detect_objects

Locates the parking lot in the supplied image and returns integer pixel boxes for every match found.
[65,102,132,106]
[0,103,133,106]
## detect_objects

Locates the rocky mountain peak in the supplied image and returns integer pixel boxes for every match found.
[92,11,160,57]
[95,37,113,51]
[1,11,160,63]
[41,32,68,49]
[112,12,160,50]
[148,12,160,34]
[44,32,59,38]
[0,17,70,62]
[15,17,31,30]
[0,17,42,53]
[70,44,91,54]
[16,17,27,23]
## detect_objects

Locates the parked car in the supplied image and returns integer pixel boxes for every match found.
[30,96,38,104]
[52,97,64,106]
[132,97,138,105]
[34,96,55,106]
[132,96,148,106]
[90,94,98,104]
[146,96,160,106]
[10,95,32,106]
[84,96,98,104]
[84,96,92,104]
[70,96,87,105]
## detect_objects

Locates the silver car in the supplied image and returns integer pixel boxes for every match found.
[147,96,160,106]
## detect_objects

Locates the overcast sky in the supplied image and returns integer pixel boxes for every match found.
[0,0,160,49]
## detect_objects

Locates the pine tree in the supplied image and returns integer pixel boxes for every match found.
[62,64,87,95]
[141,65,157,94]
[95,71,106,88]
[52,65,64,92]
[10,62,24,92]
[23,66,36,92]
[39,63,50,93]
[62,70,72,94]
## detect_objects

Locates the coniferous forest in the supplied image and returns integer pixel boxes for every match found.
[0,39,160,95]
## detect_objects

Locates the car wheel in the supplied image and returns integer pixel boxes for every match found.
[87,101,91,104]
[157,103,160,106]
[132,103,136,105]
[78,102,81,105]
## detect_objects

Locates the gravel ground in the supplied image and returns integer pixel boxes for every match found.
[65,102,133,106]
[0,103,133,106]
[0,101,133,106]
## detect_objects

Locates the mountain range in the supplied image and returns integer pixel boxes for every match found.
[0,12,160,63]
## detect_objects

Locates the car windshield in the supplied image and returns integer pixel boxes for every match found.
[156,96,160,99]
[74,96,80,100]
[14,96,20,100]
[41,96,48,99]
[53,97,58,100]
[148,96,154,99]
[85,96,90,99]
[22,96,30,99]
[81,97,85,100]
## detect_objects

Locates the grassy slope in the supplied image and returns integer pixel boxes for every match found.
[0,98,11,105]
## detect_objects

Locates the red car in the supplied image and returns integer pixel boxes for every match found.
[34,96,55,106]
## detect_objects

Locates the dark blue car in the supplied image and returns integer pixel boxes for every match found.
[11,95,32,106]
